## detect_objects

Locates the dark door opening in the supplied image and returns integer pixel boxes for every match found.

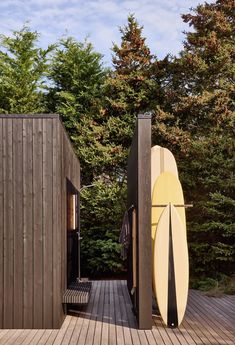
[67,180,79,287]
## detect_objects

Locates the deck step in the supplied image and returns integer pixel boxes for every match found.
[63,281,92,304]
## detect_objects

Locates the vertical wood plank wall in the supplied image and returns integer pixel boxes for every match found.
[127,114,152,329]
[0,118,3,328]
[0,114,80,329]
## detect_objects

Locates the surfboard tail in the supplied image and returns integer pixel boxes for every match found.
[153,203,189,329]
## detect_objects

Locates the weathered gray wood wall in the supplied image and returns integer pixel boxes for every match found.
[127,114,152,329]
[0,114,80,329]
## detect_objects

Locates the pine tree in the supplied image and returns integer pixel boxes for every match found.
[48,38,106,134]
[0,25,54,113]
[79,15,161,275]
[48,37,126,275]
[153,0,235,281]
[103,14,161,172]
[105,14,158,119]
[78,15,161,276]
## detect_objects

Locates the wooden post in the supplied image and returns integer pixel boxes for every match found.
[127,114,152,329]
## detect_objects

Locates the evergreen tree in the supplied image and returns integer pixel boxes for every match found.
[108,14,157,117]
[0,25,53,113]
[78,14,162,276]
[48,38,106,136]
[48,37,111,182]
[79,15,160,275]
[104,14,161,169]
[48,37,126,275]
[153,0,235,281]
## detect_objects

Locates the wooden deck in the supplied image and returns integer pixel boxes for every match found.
[0,280,234,345]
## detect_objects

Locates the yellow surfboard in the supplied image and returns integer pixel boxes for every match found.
[151,171,186,243]
[151,146,178,196]
[153,203,189,328]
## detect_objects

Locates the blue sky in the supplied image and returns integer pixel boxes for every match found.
[0,0,209,66]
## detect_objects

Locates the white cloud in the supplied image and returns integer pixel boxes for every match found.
[0,0,211,65]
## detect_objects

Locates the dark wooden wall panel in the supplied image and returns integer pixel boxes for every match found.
[3,118,14,328]
[23,118,34,328]
[52,119,58,327]
[137,117,152,329]
[61,129,66,298]
[43,119,53,328]
[127,114,152,330]
[0,114,80,329]
[52,118,63,328]
[0,118,3,328]
[13,119,23,328]
[33,118,43,328]
[59,127,80,300]
[57,121,64,325]
[127,126,138,296]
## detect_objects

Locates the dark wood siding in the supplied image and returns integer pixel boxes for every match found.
[23,118,34,328]
[0,118,3,327]
[127,114,152,329]
[0,114,80,329]
[33,118,43,328]
[13,118,24,328]
[3,118,14,328]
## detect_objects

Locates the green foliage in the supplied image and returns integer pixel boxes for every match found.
[83,239,122,275]
[73,15,161,276]
[47,37,111,184]
[192,277,218,291]
[80,180,126,275]
[47,37,127,275]
[105,14,159,121]
[47,37,106,134]
[72,116,131,181]
[0,5,234,282]
[191,274,235,296]
[0,25,54,113]
[153,0,235,279]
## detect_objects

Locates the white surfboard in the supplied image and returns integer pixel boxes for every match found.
[151,145,178,196]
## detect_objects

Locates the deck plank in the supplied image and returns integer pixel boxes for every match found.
[120,280,141,345]
[36,330,54,345]
[83,280,102,345]
[191,290,235,330]
[117,280,133,345]
[189,292,234,343]
[149,319,166,345]
[52,315,73,345]
[0,330,18,344]
[109,281,117,345]
[3,329,24,345]
[185,305,218,345]
[7,330,32,345]
[114,280,125,345]
[45,330,59,345]
[20,329,39,345]
[101,281,110,345]
[0,330,9,341]
[0,281,234,345]
[93,280,106,345]
[187,297,230,344]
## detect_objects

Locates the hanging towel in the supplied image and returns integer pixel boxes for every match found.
[119,211,131,260]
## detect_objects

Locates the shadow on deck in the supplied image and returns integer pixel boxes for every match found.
[0,280,234,345]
